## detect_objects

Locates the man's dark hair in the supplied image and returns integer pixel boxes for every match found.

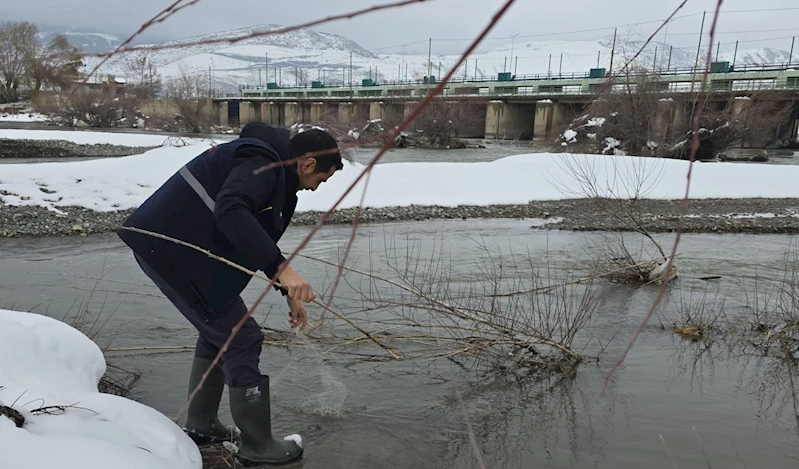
[290,129,343,173]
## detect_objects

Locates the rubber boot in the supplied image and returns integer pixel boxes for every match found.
[182,356,239,445]
[229,375,303,467]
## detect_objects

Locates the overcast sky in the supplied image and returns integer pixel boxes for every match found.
[4,0,799,54]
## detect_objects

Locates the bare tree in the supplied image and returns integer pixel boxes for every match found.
[123,56,162,99]
[164,65,212,133]
[0,21,37,103]
[412,100,485,148]
[25,34,82,94]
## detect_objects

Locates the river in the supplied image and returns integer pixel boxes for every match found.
[1,219,798,468]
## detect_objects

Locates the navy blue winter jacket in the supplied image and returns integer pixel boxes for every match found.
[117,122,298,316]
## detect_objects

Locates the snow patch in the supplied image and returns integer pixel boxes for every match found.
[284,434,303,448]
[585,117,606,127]
[562,129,578,143]
[0,309,201,469]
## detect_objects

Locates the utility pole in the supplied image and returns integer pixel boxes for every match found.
[349,52,353,91]
[715,42,720,62]
[427,38,432,81]
[732,41,738,68]
[790,37,796,67]
[559,53,563,76]
[265,53,268,85]
[514,56,518,76]
[509,33,519,74]
[596,51,601,69]
[609,27,617,74]
[667,45,673,71]
[693,11,706,76]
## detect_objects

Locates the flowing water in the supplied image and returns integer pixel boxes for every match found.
[1,219,798,468]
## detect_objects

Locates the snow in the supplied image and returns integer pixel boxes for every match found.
[284,434,303,448]
[0,112,49,122]
[0,309,201,469]
[0,129,206,147]
[6,131,799,213]
[562,129,578,143]
[585,117,606,127]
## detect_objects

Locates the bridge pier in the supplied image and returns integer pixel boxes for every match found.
[285,102,302,127]
[238,101,259,126]
[369,102,384,122]
[310,102,326,123]
[219,102,229,128]
[260,102,281,126]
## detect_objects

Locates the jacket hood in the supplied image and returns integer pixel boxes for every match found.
[239,122,291,161]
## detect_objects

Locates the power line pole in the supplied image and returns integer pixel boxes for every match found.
[790,36,796,67]
[427,38,432,82]
[609,27,617,74]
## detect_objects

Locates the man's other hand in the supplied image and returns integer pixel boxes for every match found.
[287,296,308,330]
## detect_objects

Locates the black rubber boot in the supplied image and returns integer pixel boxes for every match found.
[182,357,239,445]
[229,375,303,467]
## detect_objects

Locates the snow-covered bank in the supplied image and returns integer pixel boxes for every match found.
[2,139,799,214]
[0,309,201,469]
[0,129,214,147]
[0,112,49,122]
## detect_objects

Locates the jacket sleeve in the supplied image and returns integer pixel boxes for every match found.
[213,146,286,278]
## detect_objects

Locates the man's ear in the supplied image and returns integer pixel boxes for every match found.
[299,157,317,174]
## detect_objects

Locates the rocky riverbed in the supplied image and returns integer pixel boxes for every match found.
[0,138,159,159]
[2,198,799,238]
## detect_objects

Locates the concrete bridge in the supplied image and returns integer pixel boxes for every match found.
[211,65,799,141]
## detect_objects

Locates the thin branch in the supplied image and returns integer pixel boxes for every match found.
[82,0,436,57]
[602,0,725,397]
[457,389,487,469]
[78,0,203,93]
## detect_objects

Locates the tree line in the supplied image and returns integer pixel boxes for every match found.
[0,21,83,103]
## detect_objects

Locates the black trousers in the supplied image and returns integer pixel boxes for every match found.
[134,253,265,388]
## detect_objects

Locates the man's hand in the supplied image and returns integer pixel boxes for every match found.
[278,264,315,303]
[287,296,308,330]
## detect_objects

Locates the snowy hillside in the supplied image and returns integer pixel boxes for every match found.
[72,24,798,94]
[38,26,123,54]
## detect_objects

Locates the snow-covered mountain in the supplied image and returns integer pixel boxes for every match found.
[37,25,123,54]
[66,24,798,95]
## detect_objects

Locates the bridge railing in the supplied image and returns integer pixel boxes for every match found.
[233,62,799,93]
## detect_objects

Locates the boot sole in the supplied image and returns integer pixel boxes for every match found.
[235,449,304,467]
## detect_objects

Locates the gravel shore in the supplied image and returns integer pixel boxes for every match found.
[2,198,799,238]
[0,138,159,159]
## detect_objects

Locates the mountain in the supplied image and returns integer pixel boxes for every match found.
[67,25,797,95]
[37,25,123,54]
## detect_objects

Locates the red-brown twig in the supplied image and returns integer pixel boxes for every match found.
[457,389,487,469]
[172,0,519,424]
[601,0,725,398]
[81,0,436,58]
[785,342,799,437]
[78,0,203,94]
[318,170,372,326]
[614,0,689,75]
